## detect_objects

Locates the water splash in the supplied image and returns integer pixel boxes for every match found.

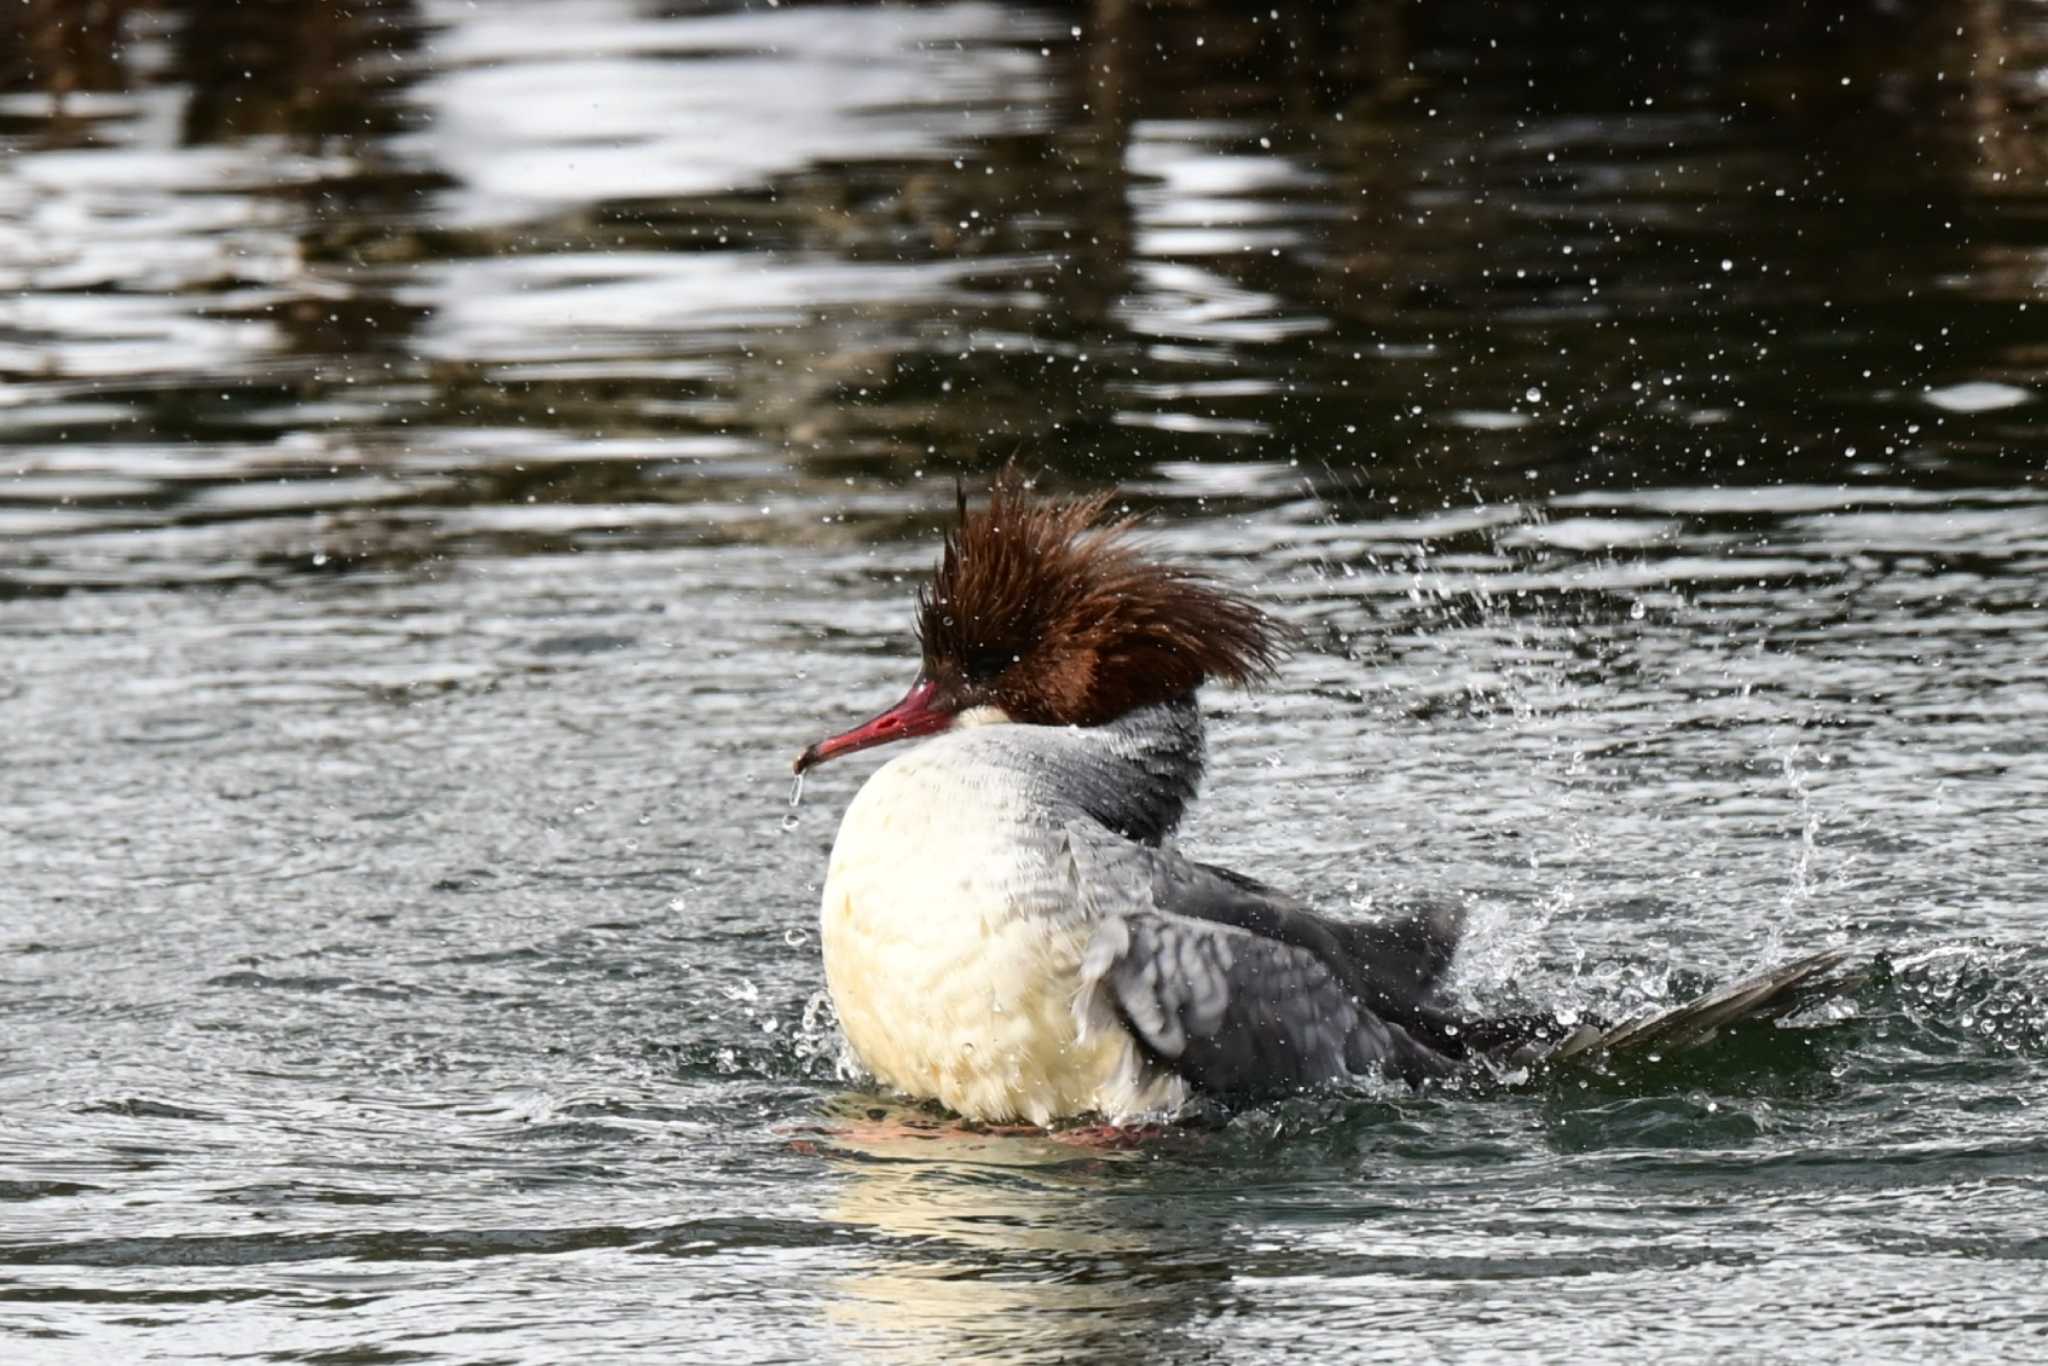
[1780,743,1822,905]
[1762,743,1829,967]
[1883,944,2048,1058]
[793,990,866,1082]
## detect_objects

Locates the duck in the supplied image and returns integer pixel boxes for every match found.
[794,469,1855,1126]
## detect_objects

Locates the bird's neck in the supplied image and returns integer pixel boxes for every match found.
[1017,693,1208,844]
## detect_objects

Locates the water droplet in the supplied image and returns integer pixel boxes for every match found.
[1524,386,1543,404]
[782,771,805,832]
[1629,599,1648,620]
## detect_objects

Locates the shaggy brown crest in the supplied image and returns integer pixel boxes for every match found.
[914,470,1291,726]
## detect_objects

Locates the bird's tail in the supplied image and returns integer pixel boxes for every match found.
[1532,947,1863,1065]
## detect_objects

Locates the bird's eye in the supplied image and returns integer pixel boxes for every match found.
[962,647,1012,681]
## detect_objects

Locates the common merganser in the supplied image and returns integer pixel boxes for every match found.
[796,470,1855,1127]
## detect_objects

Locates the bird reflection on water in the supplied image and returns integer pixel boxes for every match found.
[811,1101,1233,1366]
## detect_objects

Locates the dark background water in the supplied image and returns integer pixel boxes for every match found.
[5,1,2048,1360]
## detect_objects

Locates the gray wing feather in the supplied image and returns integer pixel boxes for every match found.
[1542,947,1860,1062]
[1060,824,1863,1090]
[1065,823,1456,1097]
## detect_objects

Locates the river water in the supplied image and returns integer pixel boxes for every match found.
[4,1,2047,1361]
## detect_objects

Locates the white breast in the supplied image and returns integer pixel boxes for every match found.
[816,734,1183,1125]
